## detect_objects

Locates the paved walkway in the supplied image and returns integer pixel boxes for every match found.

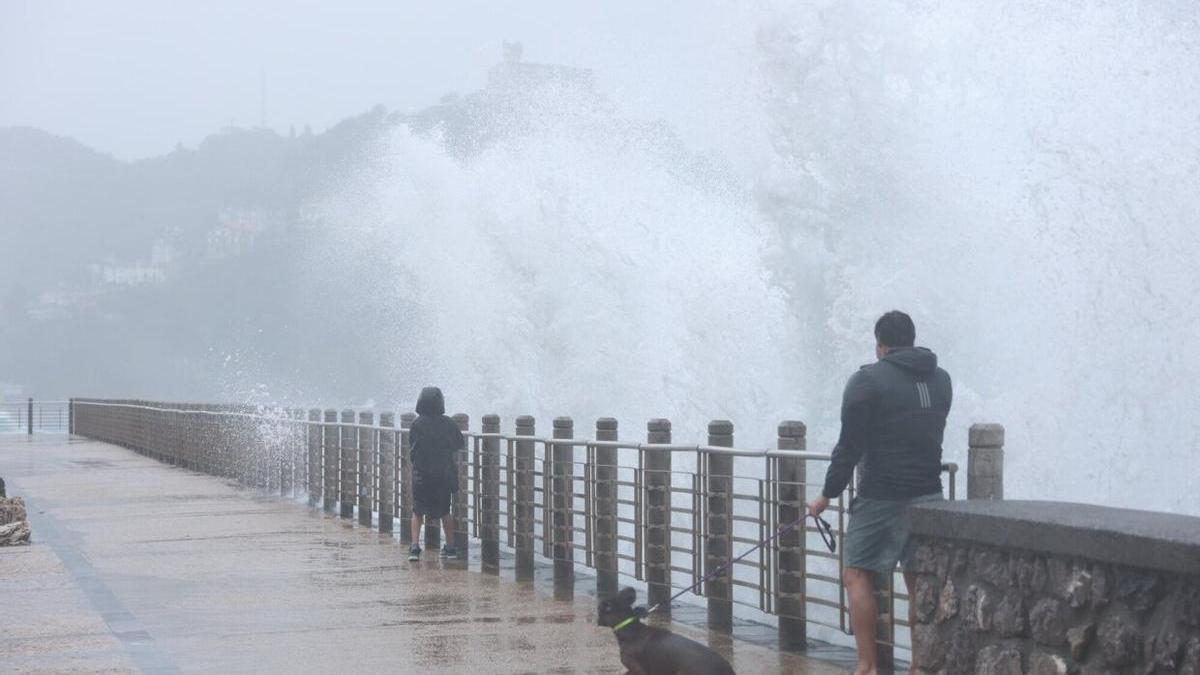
[0,436,843,674]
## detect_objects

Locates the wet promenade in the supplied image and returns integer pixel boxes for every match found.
[0,436,842,674]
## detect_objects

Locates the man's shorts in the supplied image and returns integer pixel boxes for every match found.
[843,492,944,574]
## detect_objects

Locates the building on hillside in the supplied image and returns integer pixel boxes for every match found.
[89,239,177,288]
[207,208,271,259]
[487,41,595,92]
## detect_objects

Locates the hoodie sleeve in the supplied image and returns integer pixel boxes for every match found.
[822,368,877,499]
[408,420,425,468]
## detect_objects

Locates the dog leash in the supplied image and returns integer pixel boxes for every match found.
[643,511,835,616]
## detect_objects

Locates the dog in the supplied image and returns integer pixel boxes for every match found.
[597,587,736,675]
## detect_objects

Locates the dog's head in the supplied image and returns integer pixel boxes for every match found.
[597,586,642,627]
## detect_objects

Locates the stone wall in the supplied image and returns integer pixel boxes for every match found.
[908,500,1200,675]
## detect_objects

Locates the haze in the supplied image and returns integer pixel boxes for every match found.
[0,0,762,164]
[1,1,1198,517]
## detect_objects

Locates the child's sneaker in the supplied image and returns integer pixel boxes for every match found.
[407,544,421,561]
[440,545,457,558]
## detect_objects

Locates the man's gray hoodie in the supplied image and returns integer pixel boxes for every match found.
[822,347,953,500]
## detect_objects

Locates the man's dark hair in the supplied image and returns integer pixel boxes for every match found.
[874,310,915,348]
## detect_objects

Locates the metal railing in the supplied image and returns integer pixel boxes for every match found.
[0,399,70,434]
[70,398,985,663]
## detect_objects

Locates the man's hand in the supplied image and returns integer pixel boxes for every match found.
[807,494,829,517]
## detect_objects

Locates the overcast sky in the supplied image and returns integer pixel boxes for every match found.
[0,0,764,162]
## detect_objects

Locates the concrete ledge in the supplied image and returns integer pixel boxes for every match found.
[909,499,1200,576]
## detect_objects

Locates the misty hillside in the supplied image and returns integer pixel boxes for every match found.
[0,55,639,403]
[0,102,406,399]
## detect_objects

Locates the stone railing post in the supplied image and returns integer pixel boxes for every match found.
[279,409,294,497]
[514,415,536,581]
[68,398,75,435]
[378,412,396,533]
[705,420,734,631]
[322,409,339,513]
[645,418,672,611]
[776,420,807,651]
[968,423,1004,500]
[293,408,307,498]
[451,413,469,561]
[358,411,375,526]
[551,417,575,597]
[213,404,228,477]
[594,417,619,599]
[480,414,501,573]
[399,412,416,544]
[307,409,322,507]
[339,409,356,519]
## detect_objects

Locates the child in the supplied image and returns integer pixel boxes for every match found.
[407,386,463,560]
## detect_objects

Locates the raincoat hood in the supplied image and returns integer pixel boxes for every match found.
[415,387,446,416]
[881,346,938,376]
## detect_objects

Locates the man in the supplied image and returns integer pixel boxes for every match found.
[807,311,952,675]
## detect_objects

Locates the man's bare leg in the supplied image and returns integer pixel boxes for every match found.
[904,572,919,675]
[410,514,424,546]
[845,566,879,675]
[442,514,455,547]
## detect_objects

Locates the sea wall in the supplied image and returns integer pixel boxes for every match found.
[908,500,1200,675]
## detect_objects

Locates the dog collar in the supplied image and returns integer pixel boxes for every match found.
[612,616,638,632]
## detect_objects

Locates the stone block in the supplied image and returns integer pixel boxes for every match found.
[0,496,26,525]
[1175,581,1200,628]
[1028,651,1069,675]
[1098,613,1142,667]
[914,574,939,623]
[1146,630,1184,673]
[937,578,959,624]
[1030,598,1067,646]
[993,591,1027,638]
[1091,564,1112,607]
[1067,622,1095,662]
[910,541,947,575]
[1065,565,1092,608]
[943,624,979,675]
[1116,570,1162,614]
[975,645,1022,675]
[969,423,1005,447]
[951,547,969,576]
[912,623,946,672]
[1047,558,1072,595]
[972,548,1011,588]
[1011,553,1047,596]
[964,584,995,632]
[1180,638,1200,675]
[0,497,31,546]
[968,448,1004,476]
[0,520,31,545]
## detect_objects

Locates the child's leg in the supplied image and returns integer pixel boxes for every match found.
[410,513,424,545]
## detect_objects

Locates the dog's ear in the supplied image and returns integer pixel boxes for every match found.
[617,586,637,607]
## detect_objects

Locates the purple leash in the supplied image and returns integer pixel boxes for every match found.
[643,511,834,615]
